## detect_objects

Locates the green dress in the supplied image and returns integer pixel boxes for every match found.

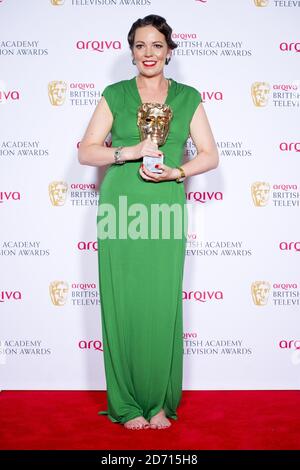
[97,76,202,424]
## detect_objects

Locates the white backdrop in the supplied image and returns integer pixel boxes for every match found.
[1,0,300,390]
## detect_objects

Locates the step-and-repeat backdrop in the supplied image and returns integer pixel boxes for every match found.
[1,0,299,390]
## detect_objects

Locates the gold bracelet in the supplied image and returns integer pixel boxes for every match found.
[175,166,186,183]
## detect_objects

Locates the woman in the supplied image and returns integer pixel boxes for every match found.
[78,14,219,430]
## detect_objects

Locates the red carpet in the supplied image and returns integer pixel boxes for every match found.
[1,390,299,450]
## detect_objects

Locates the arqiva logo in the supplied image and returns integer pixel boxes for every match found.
[183,290,224,302]
[78,340,103,352]
[0,291,22,302]
[186,191,223,203]
[0,191,21,203]
[76,40,122,53]
[0,90,20,103]
[279,340,300,349]
[183,332,198,339]
[279,42,300,53]
[200,91,223,102]
[77,241,98,251]
[279,241,300,252]
[279,142,300,152]
[77,140,113,149]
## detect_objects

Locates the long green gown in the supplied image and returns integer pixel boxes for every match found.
[97,76,202,424]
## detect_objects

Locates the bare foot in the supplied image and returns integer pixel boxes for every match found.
[124,416,150,430]
[149,409,171,429]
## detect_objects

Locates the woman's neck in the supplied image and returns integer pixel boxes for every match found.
[136,74,168,91]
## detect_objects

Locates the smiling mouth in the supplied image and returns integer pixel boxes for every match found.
[142,61,157,67]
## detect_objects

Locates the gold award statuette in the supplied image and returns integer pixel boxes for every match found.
[137,103,173,174]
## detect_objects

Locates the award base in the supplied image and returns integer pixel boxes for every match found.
[143,154,164,173]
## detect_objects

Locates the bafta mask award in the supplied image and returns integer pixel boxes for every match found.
[137,103,173,173]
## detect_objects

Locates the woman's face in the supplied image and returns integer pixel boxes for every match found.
[132,25,170,77]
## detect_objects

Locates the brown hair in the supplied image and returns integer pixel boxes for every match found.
[127,14,178,51]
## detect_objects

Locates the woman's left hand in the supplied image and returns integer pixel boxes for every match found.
[139,163,179,183]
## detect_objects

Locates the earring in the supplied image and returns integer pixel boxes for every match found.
[165,56,171,65]
[132,58,136,65]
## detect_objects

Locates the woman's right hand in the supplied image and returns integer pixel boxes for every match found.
[126,136,162,161]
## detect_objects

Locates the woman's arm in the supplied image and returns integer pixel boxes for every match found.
[78,97,126,167]
[177,103,219,179]
[78,97,161,167]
